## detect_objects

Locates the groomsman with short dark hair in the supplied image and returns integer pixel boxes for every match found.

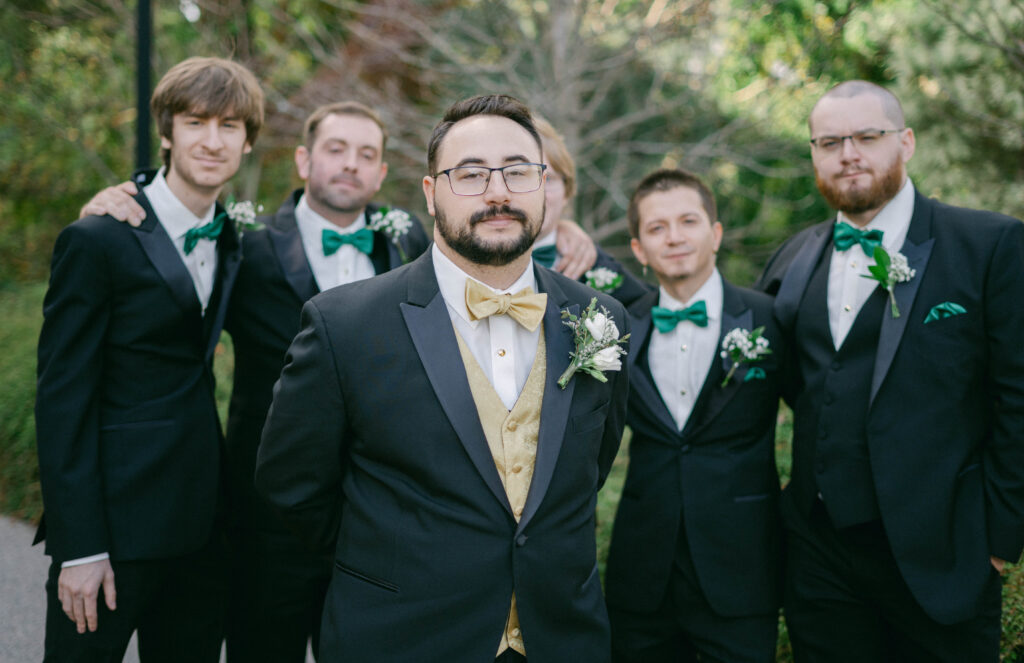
[605,168,785,663]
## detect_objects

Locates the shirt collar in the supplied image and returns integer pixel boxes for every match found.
[142,167,214,239]
[657,268,723,320]
[295,193,367,234]
[432,243,537,329]
[532,229,557,249]
[836,177,915,253]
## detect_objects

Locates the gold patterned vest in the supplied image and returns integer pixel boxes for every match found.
[454,325,546,657]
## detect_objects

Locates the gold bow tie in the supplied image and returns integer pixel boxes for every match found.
[465,279,547,332]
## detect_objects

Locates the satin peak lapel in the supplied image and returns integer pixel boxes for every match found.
[518,268,576,534]
[130,194,201,316]
[870,235,934,406]
[627,293,678,435]
[774,224,831,329]
[269,218,318,303]
[683,300,753,438]
[400,254,510,513]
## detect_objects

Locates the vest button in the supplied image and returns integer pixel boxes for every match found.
[506,420,518,432]
[511,464,523,474]
[514,506,523,518]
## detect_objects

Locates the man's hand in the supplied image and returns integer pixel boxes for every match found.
[991,556,1007,573]
[554,220,598,280]
[58,559,117,633]
[79,181,146,226]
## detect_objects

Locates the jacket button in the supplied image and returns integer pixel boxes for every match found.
[516,534,528,547]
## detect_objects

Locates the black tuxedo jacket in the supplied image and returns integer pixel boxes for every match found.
[35,192,241,562]
[588,246,652,308]
[223,190,430,532]
[756,192,1024,624]
[604,280,784,617]
[255,251,630,662]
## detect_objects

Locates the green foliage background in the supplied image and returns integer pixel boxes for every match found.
[3,0,1023,659]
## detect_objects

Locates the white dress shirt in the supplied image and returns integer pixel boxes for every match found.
[296,194,376,291]
[827,178,915,348]
[143,168,218,313]
[648,269,724,432]
[432,244,541,411]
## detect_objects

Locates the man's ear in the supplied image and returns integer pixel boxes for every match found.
[295,146,311,182]
[243,142,252,155]
[160,135,172,150]
[373,161,389,194]
[712,221,723,253]
[630,237,647,267]
[422,175,437,216]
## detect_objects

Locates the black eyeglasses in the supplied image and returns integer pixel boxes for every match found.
[434,163,547,196]
[809,129,904,153]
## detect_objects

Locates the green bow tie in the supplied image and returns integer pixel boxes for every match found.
[832,221,884,254]
[531,244,559,269]
[651,301,708,332]
[183,215,225,255]
[322,227,375,256]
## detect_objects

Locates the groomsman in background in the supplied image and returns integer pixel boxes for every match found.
[79,100,431,662]
[605,168,784,663]
[757,80,1024,662]
[36,57,263,661]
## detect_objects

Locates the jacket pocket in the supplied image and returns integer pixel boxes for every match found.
[335,561,400,593]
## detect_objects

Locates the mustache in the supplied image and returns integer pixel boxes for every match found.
[469,205,528,226]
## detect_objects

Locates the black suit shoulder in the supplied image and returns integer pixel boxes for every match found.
[754,220,830,296]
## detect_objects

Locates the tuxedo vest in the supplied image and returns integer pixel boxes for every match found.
[792,246,887,528]
[454,326,547,658]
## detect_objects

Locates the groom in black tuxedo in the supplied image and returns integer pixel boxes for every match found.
[604,169,784,662]
[35,57,264,662]
[756,80,1024,662]
[255,94,630,662]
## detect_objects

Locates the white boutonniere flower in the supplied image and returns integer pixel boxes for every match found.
[584,267,624,293]
[862,246,916,318]
[369,206,413,263]
[220,196,264,232]
[720,326,772,387]
[557,298,629,389]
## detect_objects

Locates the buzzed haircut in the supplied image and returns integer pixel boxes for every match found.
[303,101,388,152]
[427,94,542,175]
[627,168,717,239]
[151,56,265,168]
[810,80,906,132]
[533,116,577,199]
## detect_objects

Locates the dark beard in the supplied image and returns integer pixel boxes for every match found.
[306,161,373,214]
[434,203,543,266]
[816,156,903,215]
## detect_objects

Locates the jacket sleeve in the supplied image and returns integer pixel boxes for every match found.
[982,219,1024,562]
[35,222,113,561]
[255,298,348,552]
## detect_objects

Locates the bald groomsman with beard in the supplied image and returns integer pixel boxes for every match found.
[255,94,630,663]
[757,80,1024,662]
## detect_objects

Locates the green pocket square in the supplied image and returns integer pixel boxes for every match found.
[924,302,967,324]
[743,367,767,382]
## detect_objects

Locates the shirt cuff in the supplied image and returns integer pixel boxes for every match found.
[61,553,110,568]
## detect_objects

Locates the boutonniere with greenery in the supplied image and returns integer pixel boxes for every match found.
[584,267,623,293]
[720,326,771,387]
[220,196,265,232]
[369,206,413,263]
[557,297,630,389]
[862,246,916,318]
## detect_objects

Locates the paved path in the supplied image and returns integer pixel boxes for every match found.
[0,516,318,662]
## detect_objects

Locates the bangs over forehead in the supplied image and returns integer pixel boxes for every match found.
[152,57,264,143]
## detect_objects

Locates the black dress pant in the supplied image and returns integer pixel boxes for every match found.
[224,527,332,663]
[609,526,778,663]
[783,497,1002,663]
[43,532,227,663]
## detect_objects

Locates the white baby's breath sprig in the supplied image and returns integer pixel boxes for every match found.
[218,195,265,233]
[862,246,916,318]
[558,298,629,389]
[719,326,772,387]
[369,206,413,263]
[584,267,624,293]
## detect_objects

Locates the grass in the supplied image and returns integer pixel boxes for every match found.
[3,281,1023,659]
